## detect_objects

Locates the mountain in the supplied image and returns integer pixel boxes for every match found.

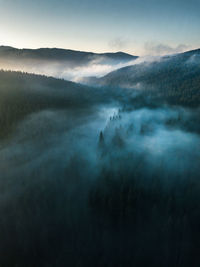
[0,46,137,65]
[95,48,200,87]
[91,48,200,107]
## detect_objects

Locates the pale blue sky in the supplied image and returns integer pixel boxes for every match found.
[0,0,199,55]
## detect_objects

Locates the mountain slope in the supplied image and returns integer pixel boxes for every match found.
[0,46,137,64]
[98,49,200,87]
[0,70,100,138]
[93,48,200,107]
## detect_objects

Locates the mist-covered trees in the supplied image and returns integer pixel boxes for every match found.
[0,60,200,267]
[0,70,99,138]
[97,50,200,107]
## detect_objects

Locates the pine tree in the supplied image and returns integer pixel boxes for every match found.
[99,131,104,145]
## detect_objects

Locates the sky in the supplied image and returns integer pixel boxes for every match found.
[0,0,199,56]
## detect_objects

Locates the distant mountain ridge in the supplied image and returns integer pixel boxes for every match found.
[0,46,137,63]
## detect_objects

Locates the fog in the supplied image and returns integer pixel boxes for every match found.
[0,55,164,82]
[0,50,200,265]
[0,56,139,82]
[0,76,200,265]
[1,99,199,198]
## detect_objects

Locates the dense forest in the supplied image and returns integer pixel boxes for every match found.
[0,70,104,138]
[0,49,200,266]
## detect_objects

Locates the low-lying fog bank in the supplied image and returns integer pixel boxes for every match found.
[0,90,200,266]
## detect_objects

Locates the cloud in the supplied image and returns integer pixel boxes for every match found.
[143,42,191,56]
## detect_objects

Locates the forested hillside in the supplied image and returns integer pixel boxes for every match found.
[0,70,97,138]
[93,49,200,107]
